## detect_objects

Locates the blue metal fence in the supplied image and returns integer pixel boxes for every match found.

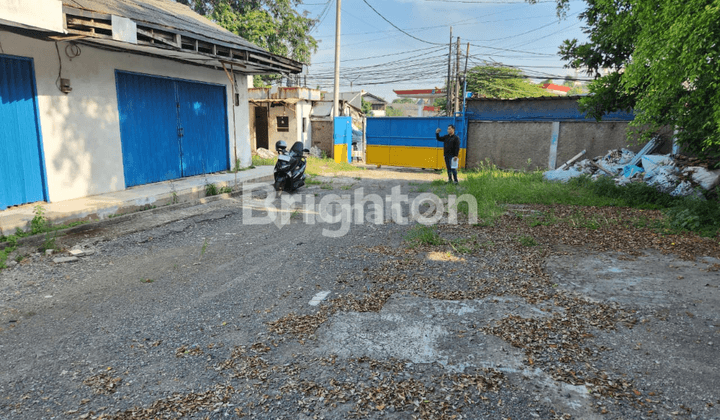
[365,116,467,169]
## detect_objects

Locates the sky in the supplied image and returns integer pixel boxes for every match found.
[297,0,591,102]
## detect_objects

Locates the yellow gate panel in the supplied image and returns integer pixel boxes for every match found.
[389,146,442,169]
[334,144,348,164]
[366,145,390,166]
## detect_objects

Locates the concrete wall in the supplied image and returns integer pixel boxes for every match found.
[467,122,553,170]
[311,120,334,158]
[466,97,635,122]
[268,103,297,146]
[0,31,250,203]
[465,97,674,170]
[467,121,673,170]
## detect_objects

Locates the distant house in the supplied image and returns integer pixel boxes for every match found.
[541,83,572,96]
[248,87,321,151]
[362,92,387,116]
[0,0,301,210]
[310,99,364,159]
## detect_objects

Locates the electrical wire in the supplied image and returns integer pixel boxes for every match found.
[54,42,63,92]
[313,45,445,64]
[360,0,445,45]
[309,0,334,32]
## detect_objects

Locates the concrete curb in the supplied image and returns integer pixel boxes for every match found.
[0,173,273,251]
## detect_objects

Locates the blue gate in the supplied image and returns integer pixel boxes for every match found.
[115,71,229,188]
[0,54,48,210]
[333,116,352,164]
[365,116,467,169]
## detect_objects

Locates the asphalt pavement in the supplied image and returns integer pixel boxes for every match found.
[1,172,719,420]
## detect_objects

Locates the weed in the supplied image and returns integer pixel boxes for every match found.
[30,205,51,234]
[219,186,233,194]
[141,278,154,283]
[15,254,25,263]
[40,233,57,252]
[305,177,322,185]
[252,155,277,166]
[340,185,352,190]
[205,183,218,196]
[171,191,179,204]
[405,225,445,247]
[479,240,495,249]
[232,158,248,172]
[518,235,538,247]
[460,165,720,238]
[0,250,9,269]
[320,184,333,190]
[201,239,208,257]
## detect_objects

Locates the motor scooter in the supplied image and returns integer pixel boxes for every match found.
[273,140,309,192]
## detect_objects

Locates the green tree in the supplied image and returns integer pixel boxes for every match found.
[178,0,318,84]
[392,98,414,104]
[466,66,555,99]
[385,107,404,117]
[361,98,373,116]
[554,0,720,157]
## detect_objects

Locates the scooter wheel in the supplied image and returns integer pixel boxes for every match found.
[273,179,284,191]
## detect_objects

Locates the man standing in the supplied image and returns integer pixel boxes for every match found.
[435,125,460,184]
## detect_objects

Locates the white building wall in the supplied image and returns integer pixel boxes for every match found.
[296,101,313,148]
[0,31,250,203]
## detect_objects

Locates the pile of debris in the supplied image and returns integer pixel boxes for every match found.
[544,144,720,198]
[253,148,276,159]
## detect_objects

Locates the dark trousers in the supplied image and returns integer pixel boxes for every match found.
[444,155,458,182]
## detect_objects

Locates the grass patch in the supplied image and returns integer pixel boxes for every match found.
[405,225,445,247]
[461,163,720,238]
[517,235,539,247]
[252,155,277,166]
[305,177,323,185]
[306,156,361,176]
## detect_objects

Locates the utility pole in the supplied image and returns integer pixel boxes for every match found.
[454,36,461,114]
[462,42,470,113]
[332,0,341,118]
[446,27,452,117]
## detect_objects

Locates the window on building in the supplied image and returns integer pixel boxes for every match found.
[276,116,289,132]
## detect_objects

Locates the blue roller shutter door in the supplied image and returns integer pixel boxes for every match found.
[115,71,229,188]
[0,55,47,210]
[177,80,229,177]
[116,72,181,187]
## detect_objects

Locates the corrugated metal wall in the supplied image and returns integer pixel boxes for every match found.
[0,54,47,210]
[115,71,229,188]
[177,80,229,177]
[365,116,467,169]
[116,71,181,187]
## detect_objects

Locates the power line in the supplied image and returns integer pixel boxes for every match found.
[360,0,445,45]
[313,46,445,64]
